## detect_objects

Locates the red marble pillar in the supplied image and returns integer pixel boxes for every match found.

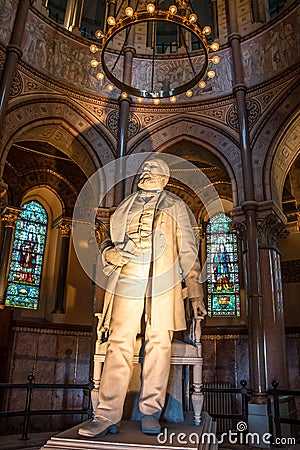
[227,0,266,396]
[258,214,289,389]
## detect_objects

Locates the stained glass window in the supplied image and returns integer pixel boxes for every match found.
[5,201,48,310]
[206,212,240,317]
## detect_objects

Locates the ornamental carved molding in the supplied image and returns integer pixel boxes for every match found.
[227,99,261,131]
[53,216,72,237]
[1,206,21,227]
[0,60,22,97]
[106,110,141,139]
[0,180,8,210]
[229,220,247,248]
[257,213,289,250]
[94,219,109,248]
[13,325,92,337]
[58,222,72,237]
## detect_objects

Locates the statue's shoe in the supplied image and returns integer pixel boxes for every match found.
[141,415,161,435]
[78,417,120,437]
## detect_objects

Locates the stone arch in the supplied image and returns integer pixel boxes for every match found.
[6,165,78,216]
[264,114,300,209]
[251,75,300,204]
[1,97,116,178]
[129,117,240,206]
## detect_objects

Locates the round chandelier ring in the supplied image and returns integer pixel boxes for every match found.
[99,10,210,99]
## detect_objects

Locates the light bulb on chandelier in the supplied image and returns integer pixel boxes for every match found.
[146,3,155,13]
[90,59,99,68]
[90,44,98,53]
[125,7,134,17]
[189,13,197,23]
[210,42,220,52]
[211,55,220,64]
[169,4,177,14]
[203,26,211,35]
[95,30,104,39]
[107,15,116,26]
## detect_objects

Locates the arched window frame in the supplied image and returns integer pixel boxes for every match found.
[206,212,240,317]
[5,200,48,310]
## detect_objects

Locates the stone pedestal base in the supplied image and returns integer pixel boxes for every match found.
[41,412,217,450]
[248,398,297,448]
[248,402,272,448]
[51,313,66,324]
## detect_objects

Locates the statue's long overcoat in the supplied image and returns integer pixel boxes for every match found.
[98,190,203,331]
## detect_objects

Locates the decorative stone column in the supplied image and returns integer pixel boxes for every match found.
[0,181,8,211]
[114,13,135,205]
[257,213,289,388]
[0,0,31,140]
[52,218,72,315]
[0,207,21,308]
[210,0,219,39]
[63,0,84,35]
[227,0,266,398]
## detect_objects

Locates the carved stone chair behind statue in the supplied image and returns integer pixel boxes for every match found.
[92,287,205,426]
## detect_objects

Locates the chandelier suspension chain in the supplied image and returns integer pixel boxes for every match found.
[110,26,132,74]
[151,21,156,93]
[110,0,141,74]
[179,26,197,76]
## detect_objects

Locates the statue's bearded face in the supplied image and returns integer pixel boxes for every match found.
[138,160,169,191]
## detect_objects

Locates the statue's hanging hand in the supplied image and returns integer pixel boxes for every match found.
[103,247,130,266]
[190,297,207,317]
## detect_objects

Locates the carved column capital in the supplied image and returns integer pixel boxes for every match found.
[0,181,8,210]
[257,214,288,250]
[1,207,21,228]
[229,220,247,250]
[0,181,8,196]
[58,222,72,237]
[94,220,108,247]
[53,216,72,237]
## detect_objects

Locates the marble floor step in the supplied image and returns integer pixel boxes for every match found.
[41,412,218,450]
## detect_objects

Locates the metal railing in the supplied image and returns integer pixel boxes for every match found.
[1,375,299,443]
[0,374,94,440]
[268,380,300,445]
[202,379,251,431]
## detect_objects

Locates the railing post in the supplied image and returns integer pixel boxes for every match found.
[240,379,248,424]
[20,374,34,440]
[271,380,282,445]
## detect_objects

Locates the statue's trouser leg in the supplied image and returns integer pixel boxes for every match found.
[139,324,173,418]
[95,295,144,423]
